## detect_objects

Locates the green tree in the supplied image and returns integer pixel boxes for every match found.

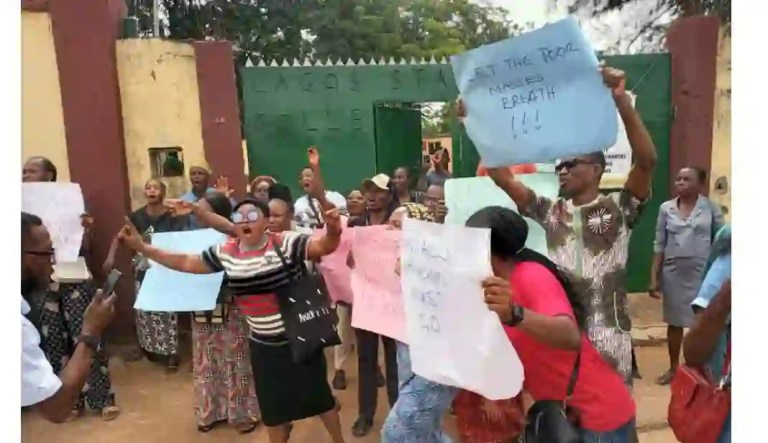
[130,0,314,65]
[307,0,517,62]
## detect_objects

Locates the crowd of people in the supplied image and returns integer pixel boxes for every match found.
[21,65,731,443]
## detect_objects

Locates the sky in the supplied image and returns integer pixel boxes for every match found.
[491,0,549,25]
[484,0,675,53]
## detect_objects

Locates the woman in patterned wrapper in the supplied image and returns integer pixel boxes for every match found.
[118,148,347,443]
[186,192,261,434]
[108,178,189,373]
[22,156,119,421]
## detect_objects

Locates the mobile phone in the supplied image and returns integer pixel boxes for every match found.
[101,269,122,296]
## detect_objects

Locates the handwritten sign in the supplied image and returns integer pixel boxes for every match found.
[135,229,226,312]
[450,17,618,167]
[315,228,354,304]
[22,183,86,262]
[444,175,559,255]
[401,218,524,400]
[601,92,636,189]
[350,226,407,343]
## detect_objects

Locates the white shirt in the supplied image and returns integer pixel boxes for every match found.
[294,191,348,228]
[21,297,62,407]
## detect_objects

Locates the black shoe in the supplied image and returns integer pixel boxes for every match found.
[376,366,385,388]
[332,370,347,390]
[351,416,373,437]
[633,368,642,380]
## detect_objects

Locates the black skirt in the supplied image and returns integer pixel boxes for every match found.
[249,337,336,426]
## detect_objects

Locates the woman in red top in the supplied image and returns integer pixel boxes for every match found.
[466,206,637,442]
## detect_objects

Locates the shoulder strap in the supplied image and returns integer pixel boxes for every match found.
[270,234,308,277]
[565,350,582,402]
[307,198,325,228]
[720,329,731,388]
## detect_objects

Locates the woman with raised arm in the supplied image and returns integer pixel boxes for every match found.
[187,192,261,434]
[122,148,345,443]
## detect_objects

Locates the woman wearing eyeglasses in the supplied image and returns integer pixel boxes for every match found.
[182,192,261,434]
[22,156,119,421]
[121,148,346,443]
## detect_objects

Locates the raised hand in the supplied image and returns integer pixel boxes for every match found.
[455,98,467,119]
[117,217,144,251]
[323,208,341,233]
[164,199,194,216]
[80,212,94,230]
[308,146,320,168]
[600,64,627,98]
[214,175,234,198]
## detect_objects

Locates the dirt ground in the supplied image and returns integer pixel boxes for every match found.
[22,296,678,443]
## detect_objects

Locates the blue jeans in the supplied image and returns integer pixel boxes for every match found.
[579,419,636,443]
[381,342,458,443]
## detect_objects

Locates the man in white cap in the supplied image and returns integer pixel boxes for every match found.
[346,173,399,437]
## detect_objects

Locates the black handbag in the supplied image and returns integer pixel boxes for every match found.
[272,240,340,363]
[523,351,583,443]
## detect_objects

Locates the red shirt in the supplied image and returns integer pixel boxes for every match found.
[505,262,636,432]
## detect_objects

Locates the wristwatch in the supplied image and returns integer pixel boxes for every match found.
[504,304,525,327]
[75,335,101,353]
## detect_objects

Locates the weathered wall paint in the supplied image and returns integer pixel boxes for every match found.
[666,16,719,196]
[21,11,69,181]
[193,41,246,200]
[710,31,731,220]
[46,0,133,341]
[116,39,207,209]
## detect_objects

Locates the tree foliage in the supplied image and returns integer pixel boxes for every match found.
[546,0,730,54]
[128,0,517,65]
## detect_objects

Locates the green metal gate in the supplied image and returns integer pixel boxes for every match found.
[240,54,671,292]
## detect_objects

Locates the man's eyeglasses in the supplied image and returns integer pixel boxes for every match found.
[231,211,261,224]
[25,249,56,263]
[555,158,593,173]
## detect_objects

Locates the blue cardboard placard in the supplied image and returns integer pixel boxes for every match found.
[134,229,227,312]
[444,174,559,255]
[450,17,618,167]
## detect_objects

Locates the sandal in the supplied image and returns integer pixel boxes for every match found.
[101,405,120,421]
[197,419,225,433]
[197,424,216,433]
[656,369,675,386]
[236,421,259,434]
[166,356,179,374]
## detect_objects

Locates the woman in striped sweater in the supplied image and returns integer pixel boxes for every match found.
[120,149,345,443]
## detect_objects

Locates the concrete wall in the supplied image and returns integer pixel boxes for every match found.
[21,11,69,181]
[710,31,731,220]
[116,39,206,208]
